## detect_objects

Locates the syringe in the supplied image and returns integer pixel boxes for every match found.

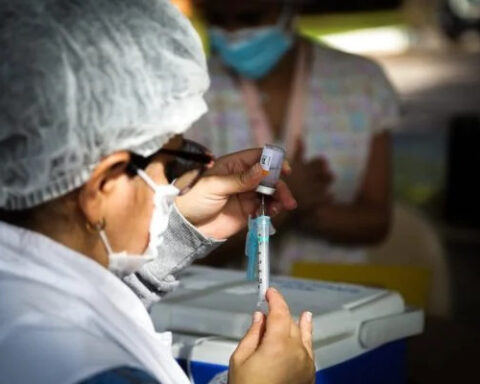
[254,145,285,309]
[256,195,270,309]
[245,145,284,309]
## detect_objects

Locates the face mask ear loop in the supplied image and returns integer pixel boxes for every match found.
[136,169,157,192]
[137,168,179,194]
[86,218,114,255]
[99,229,114,255]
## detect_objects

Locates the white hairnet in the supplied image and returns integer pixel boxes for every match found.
[0,0,209,210]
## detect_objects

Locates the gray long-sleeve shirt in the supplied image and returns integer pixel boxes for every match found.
[124,204,224,308]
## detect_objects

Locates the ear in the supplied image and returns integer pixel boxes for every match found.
[78,151,131,225]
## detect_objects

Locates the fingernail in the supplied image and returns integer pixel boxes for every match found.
[284,160,292,173]
[253,311,263,323]
[269,287,277,294]
[252,163,268,176]
[271,205,279,216]
[305,311,313,322]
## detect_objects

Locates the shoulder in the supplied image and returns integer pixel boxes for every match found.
[78,366,160,384]
[306,39,400,129]
[307,39,389,81]
[0,321,137,384]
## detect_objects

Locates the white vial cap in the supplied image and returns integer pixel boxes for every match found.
[255,185,276,195]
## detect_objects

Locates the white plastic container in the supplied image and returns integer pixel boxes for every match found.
[151,266,424,384]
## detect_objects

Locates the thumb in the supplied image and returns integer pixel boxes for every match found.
[215,163,266,196]
[232,311,265,364]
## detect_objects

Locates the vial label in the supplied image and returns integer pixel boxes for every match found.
[256,144,285,195]
[259,147,275,171]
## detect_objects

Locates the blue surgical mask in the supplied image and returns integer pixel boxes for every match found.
[209,17,293,80]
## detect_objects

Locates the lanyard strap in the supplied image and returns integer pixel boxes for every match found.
[239,43,309,159]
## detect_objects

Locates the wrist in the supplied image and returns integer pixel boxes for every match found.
[194,224,228,241]
[172,204,226,243]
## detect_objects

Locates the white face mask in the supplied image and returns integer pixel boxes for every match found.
[99,169,180,277]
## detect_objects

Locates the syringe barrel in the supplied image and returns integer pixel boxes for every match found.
[257,215,270,308]
[256,145,285,196]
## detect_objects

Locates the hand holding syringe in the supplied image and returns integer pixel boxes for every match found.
[246,145,286,310]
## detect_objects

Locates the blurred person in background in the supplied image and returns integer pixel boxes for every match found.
[0,1,314,383]
[189,0,400,272]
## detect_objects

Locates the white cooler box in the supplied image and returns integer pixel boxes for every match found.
[151,266,424,384]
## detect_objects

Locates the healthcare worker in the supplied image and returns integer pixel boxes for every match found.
[0,1,315,384]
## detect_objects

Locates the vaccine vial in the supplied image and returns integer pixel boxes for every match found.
[256,145,285,196]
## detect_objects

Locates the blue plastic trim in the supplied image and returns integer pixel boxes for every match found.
[178,340,406,384]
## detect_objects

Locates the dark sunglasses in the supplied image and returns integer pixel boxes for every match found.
[127,139,214,195]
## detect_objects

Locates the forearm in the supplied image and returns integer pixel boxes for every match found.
[301,202,391,245]
[305,131,392,245]
[196,229,246,268]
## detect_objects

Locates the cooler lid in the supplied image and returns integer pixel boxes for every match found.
[151,266,408,343]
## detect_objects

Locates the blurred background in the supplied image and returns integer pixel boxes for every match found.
[173,0,480,382]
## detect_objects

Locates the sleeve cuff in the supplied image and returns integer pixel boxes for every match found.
[124,204,225,306]
[169,203,226,252]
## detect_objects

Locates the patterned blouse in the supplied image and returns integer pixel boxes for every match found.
[188,42,400,272]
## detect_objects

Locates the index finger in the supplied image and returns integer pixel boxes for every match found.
[281,160,292,175]
[299,311,314,359]
[272,179,297,211]
[211,148,263,175]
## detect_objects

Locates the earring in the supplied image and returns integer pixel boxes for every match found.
[85,217,106,233]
